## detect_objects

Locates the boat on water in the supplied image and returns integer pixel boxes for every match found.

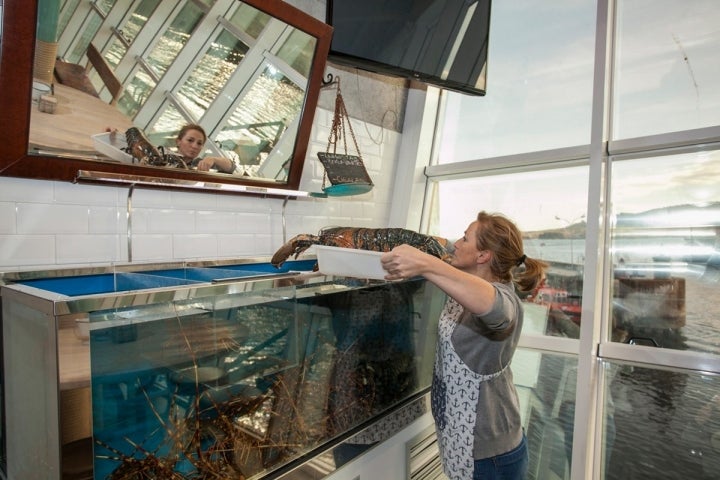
[528,285,582,324]
[528,274,687,332]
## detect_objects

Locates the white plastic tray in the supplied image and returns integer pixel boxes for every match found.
[315,245,388,280]
[91,131,134,163]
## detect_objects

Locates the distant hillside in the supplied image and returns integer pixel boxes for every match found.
[524,202,720,239]
[525,221,586,239]
[614,202,720,228]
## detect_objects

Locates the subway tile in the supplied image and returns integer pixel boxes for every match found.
[254,234,277,258]
[362,202,390,222]
[196,210,238,234]
[0,203,16,234]
[173,234,218,259]
[269,233,287,257]
[171,189,218,210]
[218,234,259,258]
[144,209,196,234]
[129,188,173,208]
[129,234,175,262]
[284,196,322,216]
[0,235,56,266]
[16,203,89,234]
[56,235,120,264]
[89,206,124,234]
[216,194,270,213]
[127,208,149,234]
[0,177,54,203]
[54,181,121,206]
[237,212,272,234]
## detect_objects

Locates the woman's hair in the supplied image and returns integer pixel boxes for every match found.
[473,211,548,293]
[177,124,207,144]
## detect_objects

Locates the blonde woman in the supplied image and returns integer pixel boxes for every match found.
[381,211,547,480]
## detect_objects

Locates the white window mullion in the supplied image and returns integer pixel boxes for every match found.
[113,1,179,84]
[572,0,615,477]
[58,1,92,59]
[131,1,223,128]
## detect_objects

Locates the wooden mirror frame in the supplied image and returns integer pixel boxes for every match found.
[0,0,332,195]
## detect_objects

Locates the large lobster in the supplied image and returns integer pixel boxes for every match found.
[271,227,452,268]
[125,127,190,169]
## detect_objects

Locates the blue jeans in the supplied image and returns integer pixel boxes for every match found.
[473,434,528,480]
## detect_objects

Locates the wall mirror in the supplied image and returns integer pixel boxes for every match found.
[0,0,332,194]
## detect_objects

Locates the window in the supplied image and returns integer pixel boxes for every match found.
[105,0,163,69]
[431,166,589,338]
[514,350,578,478]
[603,362,720,479]
[145,2,205,77]
[612,1,720,139]
[420,0,720,478]
[435,0,596,163]
[610,151,720,355]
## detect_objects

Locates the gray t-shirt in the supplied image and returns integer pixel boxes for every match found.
[431,282,524,478]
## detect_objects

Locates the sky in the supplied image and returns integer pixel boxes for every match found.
[431,0,720,236]
[436,149,720,237]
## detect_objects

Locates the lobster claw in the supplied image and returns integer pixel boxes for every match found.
[125,127,164,165]
[163,152,189,169]
[271,234,318,268]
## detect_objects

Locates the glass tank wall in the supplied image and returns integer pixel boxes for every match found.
[0,259,445,479]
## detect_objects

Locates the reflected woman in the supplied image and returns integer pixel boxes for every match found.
[175,124,239,174]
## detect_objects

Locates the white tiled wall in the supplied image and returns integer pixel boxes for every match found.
[0,107,402,272]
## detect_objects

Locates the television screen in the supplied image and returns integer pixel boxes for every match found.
[326,0,491,96]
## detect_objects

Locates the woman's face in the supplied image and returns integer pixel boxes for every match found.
[176,129,205,160]
[452,221,482,271]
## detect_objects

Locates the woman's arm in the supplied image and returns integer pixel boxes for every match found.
[195,156,236,173]
[381,245,497,315]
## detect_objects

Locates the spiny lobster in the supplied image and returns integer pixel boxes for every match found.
[125,127,190,169]
[271,227,452,268]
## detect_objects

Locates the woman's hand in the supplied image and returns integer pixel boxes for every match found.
[381,245,429,281]
[383,243,496,315]
[196,156,235,173]
[195,158,215,171]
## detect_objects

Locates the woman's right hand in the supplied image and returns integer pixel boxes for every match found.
[195,158,215,171]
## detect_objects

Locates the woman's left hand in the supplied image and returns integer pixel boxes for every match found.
[381,245,428,281]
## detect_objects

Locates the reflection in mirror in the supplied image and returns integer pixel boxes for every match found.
[16,0,331,191]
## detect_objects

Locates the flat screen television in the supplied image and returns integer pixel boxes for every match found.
[326,0,491,96]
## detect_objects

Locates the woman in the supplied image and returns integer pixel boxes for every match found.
[381,211,547,480]
[174,124,238,174]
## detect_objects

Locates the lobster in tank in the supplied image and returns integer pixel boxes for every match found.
[271,227,452,268]
[125,127,190,169]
